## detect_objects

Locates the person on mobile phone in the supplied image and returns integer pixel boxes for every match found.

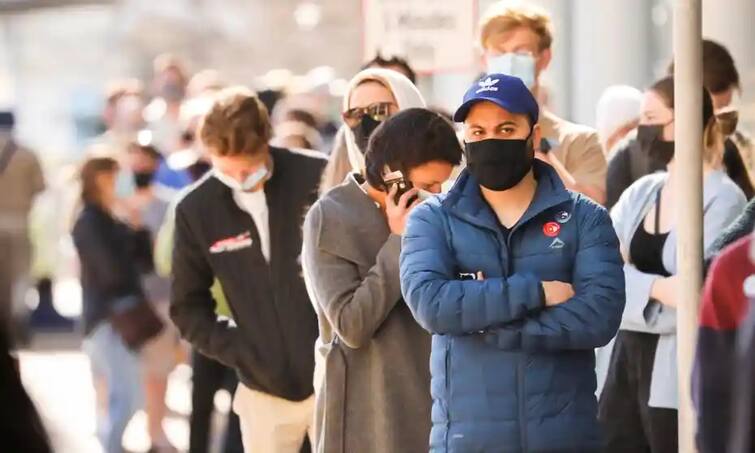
[302,107,462,453]
[400,74,625,452]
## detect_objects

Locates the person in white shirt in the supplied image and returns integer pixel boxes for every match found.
[170,86,327,453]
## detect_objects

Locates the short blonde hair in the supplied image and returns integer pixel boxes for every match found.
[479,2,554,52]
[199,86,272,157]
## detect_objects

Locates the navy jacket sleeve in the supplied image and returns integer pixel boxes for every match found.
[169,204,243,370]
[487,201,625,351]
[400,201,544,335]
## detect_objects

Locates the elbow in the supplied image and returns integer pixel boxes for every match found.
[593,324,619,348]
[402,288,443,335]
[332,325,370,350]
[331,308,375,350]
[411,315,441,335]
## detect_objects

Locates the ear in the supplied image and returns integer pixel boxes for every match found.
[532,123,542,146]
[537,48,552,75]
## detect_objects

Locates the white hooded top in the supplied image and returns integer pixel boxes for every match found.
[342,68,426,172]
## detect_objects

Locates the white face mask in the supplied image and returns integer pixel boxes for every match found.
[416,189,433,201]
[214,166,269,192]
[487,53,537,88]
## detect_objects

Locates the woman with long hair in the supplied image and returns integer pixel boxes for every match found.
[72,156,157,453]
[597,83,747,452]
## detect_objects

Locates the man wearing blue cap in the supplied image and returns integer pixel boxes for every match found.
[399,74,625,452]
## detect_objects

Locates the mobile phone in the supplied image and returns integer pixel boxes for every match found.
[539,138,552,154]
[458,272,478,281]
[384,170,417,206]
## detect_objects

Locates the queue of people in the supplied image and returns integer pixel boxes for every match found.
[4,1,755,453]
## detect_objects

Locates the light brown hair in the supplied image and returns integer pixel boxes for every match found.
[104,78,144,109]
[667,39,740,94]
[80,157,118,207]
[199,86,273,157]
[479,2,554,52]
[153,53,188,81]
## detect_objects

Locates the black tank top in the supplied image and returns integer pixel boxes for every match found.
[629,190,671,277]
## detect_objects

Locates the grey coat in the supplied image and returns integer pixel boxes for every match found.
[302,174,432,453]
[596,169,746,408]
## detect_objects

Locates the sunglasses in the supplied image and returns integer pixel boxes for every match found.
[342,102,396,128]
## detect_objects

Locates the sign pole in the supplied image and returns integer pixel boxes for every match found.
[673,1,703,452]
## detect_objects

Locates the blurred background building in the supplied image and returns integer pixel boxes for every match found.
[2,1,755,451]
[0,0,752,162]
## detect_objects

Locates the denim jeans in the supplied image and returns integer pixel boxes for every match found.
[83,321,143,453]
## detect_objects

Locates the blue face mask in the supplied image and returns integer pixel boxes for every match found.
[486,53,536,88]
[115,169,136,198]
[214,166,269,192]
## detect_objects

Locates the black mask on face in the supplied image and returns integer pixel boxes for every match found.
[351,116,382,154]
[637,124,675,165]
[464,137,535,191]
[133,171,155,189]
[161,83,185,103]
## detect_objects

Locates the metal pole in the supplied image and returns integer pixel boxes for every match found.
[673,1,703,452]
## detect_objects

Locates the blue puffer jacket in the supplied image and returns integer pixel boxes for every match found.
[400,161,625,453]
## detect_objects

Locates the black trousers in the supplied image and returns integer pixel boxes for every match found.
[598,331,678,453]
[189,349,244,453]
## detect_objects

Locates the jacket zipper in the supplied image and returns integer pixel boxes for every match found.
[445,338,452,447]
[518,356,527,451]
[505,227,527,452]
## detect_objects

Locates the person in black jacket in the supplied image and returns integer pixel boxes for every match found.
[170,86,326,453]
[72,156,155,453]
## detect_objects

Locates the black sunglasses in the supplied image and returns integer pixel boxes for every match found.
[342,102,396,128]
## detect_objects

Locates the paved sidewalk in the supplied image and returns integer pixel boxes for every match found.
[17,332,216,453]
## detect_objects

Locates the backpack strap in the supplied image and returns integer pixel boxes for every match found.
[0,139,17,175]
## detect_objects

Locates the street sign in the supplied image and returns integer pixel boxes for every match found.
[362,0,477,73]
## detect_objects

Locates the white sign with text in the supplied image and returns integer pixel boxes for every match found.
[363,0,477,73]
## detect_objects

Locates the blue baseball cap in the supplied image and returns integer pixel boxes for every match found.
[453,73,539,125]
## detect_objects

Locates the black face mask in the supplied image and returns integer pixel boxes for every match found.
[637,124,675,165]
[161,83,185,103]
[351,116,382,154]
[133,171,155,189]
[465,137,535,191]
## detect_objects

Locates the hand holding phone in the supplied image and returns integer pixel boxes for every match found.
[386,184,420,235]
[384,170,417,206]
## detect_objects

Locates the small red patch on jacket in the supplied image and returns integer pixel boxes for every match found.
[543,222,561,237]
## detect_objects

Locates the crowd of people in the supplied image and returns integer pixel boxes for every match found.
[2,2,755,453]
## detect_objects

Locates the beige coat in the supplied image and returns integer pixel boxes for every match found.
[303,174,432,453]
[540,109,607,193]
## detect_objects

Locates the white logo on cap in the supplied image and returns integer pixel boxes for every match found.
[476,77,499,94]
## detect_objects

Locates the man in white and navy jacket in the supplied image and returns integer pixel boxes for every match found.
[170,86,326,453]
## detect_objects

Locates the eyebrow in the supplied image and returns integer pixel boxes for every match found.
[467,120,518,129]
